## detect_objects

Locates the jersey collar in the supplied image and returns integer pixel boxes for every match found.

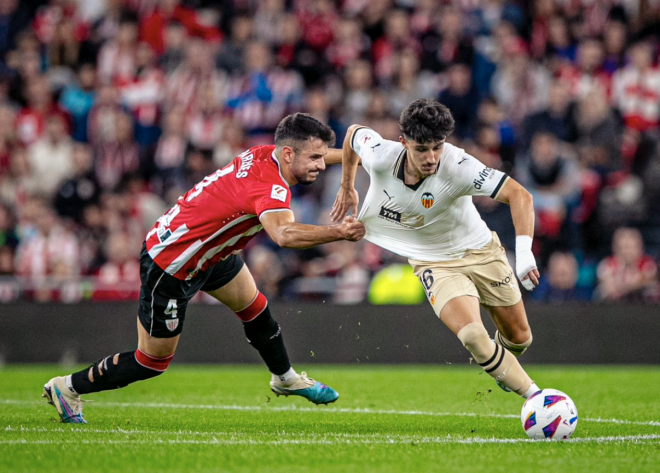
[270,150,290,188]
[395,150,427,191]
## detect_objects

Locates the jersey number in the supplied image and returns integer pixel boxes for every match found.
[186,164,235,202]
[164,299,178,318]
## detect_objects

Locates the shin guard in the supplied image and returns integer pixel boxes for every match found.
[71,350,172,394]
[457,323,533,397]
[242,305,291,376]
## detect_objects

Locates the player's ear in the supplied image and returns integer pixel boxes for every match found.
[399,136,407,148]
[281,146,295,163]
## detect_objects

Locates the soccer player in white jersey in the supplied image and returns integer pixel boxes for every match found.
[331,98,541,399]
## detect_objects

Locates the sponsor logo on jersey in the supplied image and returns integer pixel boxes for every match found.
[421,192,435,209]
[379,206,402,222]
[458,156,468,165]
[473,166,493,190]
[165,318,179,332]
[271,185,288,202]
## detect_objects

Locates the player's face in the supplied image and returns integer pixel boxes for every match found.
[291,138,328,185]
[400,137,445,179]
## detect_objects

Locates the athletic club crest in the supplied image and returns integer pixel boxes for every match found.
[166,318,179,332]
[421,192,434,209]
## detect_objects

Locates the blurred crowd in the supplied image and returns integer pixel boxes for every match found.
[0,0,659,304]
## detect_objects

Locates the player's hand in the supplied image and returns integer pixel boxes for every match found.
[339,215,365,241]
[330,187,359,223]
[515,235,539,291]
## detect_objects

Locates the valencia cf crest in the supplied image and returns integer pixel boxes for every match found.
[421,192,435,209]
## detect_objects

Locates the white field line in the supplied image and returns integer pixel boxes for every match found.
[2,398,659,428]
[0,431,659,446]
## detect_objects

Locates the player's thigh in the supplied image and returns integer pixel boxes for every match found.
[468,238,522,309]
[439,295,482,336]
[137,317,179,357]
[137,247,195,339]
[483,300,531,344]
[204,263,257,312]
[410,259,481,330]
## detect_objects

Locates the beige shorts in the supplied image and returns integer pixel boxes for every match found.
[409,232,522,316]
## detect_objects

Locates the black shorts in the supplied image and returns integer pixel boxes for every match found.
[137,243,244,338]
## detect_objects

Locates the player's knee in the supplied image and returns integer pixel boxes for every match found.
[456,323,494,361]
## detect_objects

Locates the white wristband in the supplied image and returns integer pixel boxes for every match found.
[515,235,537,291]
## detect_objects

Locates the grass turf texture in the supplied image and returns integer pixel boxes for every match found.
[1,365,659,473]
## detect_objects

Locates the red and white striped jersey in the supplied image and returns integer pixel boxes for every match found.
[145,145,291,280]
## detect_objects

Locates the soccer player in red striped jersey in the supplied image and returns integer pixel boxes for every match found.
[43,113,365,423]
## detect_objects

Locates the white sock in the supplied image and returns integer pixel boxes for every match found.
[272,368,297,386]
[522,383,541,399]
[64,375,78,395]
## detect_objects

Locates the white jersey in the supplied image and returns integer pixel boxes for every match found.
[351,127,508,261]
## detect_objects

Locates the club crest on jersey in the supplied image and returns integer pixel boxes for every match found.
[271,185,288,202]
[421,192,435,209]
[165,318,179,332]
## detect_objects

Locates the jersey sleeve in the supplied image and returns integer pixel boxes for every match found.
[350,127,396,173]
[249,179,292,218]
[449,152,508,198]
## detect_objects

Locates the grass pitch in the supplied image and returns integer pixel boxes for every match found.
[1,365,659,473]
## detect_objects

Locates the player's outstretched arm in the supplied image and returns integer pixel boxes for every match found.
[495,178,540,290]
[330,124,363,222]
[261,210,365,249]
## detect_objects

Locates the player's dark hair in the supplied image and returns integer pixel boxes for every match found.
[274,113,336,153]
[399,99,455,144]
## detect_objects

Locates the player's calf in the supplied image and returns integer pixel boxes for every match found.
[69,349,173,395]
[457,322,539,399]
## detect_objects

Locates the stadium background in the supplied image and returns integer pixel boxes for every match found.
[0,0,659,364]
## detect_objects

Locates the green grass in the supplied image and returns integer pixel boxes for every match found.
[1,365,659,472]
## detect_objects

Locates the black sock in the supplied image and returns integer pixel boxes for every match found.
[243,306,291,376]
[71,351,164,394]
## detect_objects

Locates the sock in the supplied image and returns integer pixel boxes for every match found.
[523,383,541,399]
[457,323,534,398]
[271,367,297,386]
[243,305,291,376]
[70,350,172,394]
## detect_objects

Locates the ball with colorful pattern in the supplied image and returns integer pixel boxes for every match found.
[520,388,578,440]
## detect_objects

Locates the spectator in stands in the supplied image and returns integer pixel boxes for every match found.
[15,200,81,294]
[159,21,187,74]
[97,230,140,286]
[54,143,100,222]
[120,41,164,148]
[531,251,592,302]
[612,40,660,133]
[97,11,139,87]
[520,79,575,152]
[215,14,252,74]
[0,203,18,274]
[325,17,369,72]
[94,111,139,191]
[27,113,74,198]
[59,63,97,143]
[517,131,580,258]
[213,119,246,168]
[438,62,479,140]
[492,36,551,128]
[342,59,374,125]
[596,227,659,302]
[16,76,66,146]
[150,106,188,196]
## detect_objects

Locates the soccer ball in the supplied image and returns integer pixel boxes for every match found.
[520,388,578,440]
